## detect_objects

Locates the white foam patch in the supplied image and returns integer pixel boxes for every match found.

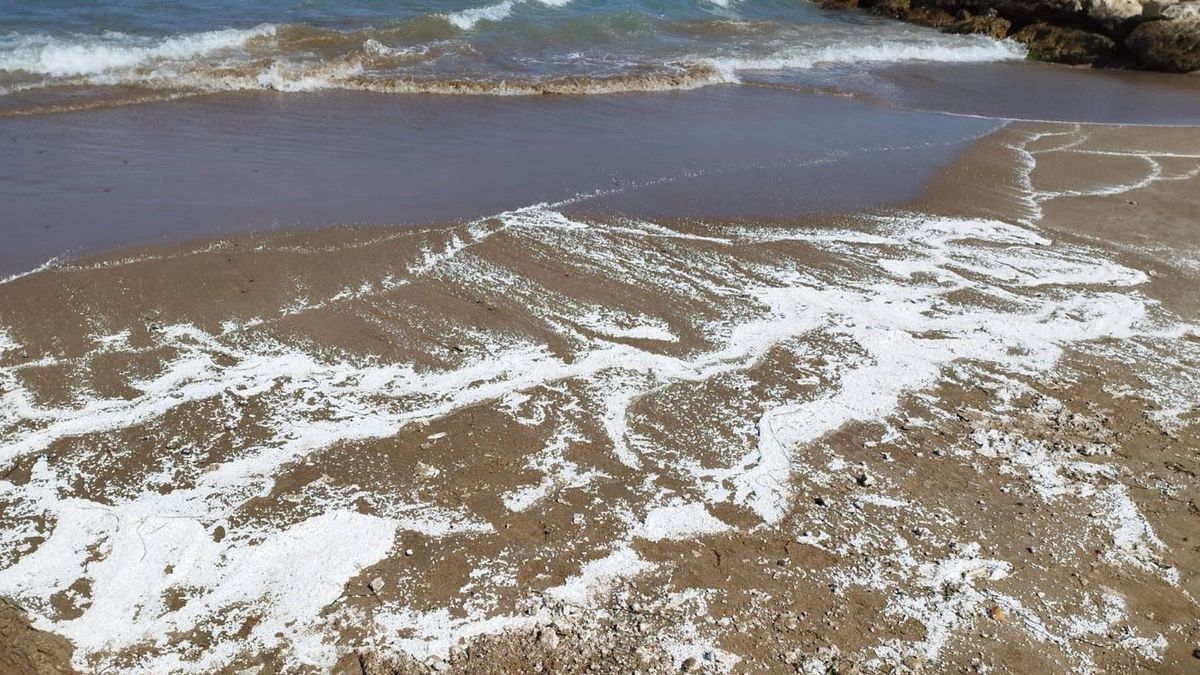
[0,484,395,672]
[373,605,540,664]
[576,310,678,343]
[635,502,730,541]
[546,547,654,606]
[0,327,18,354]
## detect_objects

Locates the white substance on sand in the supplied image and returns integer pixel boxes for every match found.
[547,547,654,607]
[1,124,1194,671]
[635,502,730,541]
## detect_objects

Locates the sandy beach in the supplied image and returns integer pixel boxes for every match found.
[2,2,1200,670]
[1,88,1198,674]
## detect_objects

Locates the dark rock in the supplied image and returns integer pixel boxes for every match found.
[958,0,1085,28]
[818,0,1198,72]
[1012,22,1118,64]
[864,0,913,17]
[905,6,958,27]
[945,13,1014,38]
[1126,18,1200,71]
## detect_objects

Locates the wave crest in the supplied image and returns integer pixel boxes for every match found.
[443,0,573,30]
[0,25,276,77]
[0,20,1027,114]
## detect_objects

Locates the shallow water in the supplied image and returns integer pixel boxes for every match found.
[0,86,1000,277]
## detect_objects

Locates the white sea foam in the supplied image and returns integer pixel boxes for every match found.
[0,328,18,354]
[0,25,276,77]
[702,36,1026,80]
[444,0,572,30]
[546,547,654,606]
[0,17,1024,101]
[635,502,731,541]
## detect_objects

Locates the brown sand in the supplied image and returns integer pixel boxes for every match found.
[0,120,1198,675]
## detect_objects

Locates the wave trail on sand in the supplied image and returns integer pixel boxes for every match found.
[2,125,1197,670]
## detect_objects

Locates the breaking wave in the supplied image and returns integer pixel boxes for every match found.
[0,25,278,78]
[0,13,1027,113]
[443,0,574,30]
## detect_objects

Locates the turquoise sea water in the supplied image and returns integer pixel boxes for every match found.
[0,0,1025,113]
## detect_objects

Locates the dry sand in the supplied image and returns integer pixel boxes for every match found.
[0,120,1198,674]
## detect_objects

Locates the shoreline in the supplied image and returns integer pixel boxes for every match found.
[5,61,1200,281]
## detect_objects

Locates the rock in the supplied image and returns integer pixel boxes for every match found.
[944,14,1013,39]
[1159,1,1200,19]
[681,656,701,672]
[1126,18,1200,71]
[987,605,1007,622]
[368,577,385,593]
[866,0,912,18]
[816,0,1198,72]
[538,627,560,649]
[1086,0,1144,25]
[1012,23,1118,64]
[904,6,957,27]
[1141,0,1170,16]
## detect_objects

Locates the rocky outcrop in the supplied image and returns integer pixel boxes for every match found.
[1012,22,1119,63]
[818,0,1200,71]
[1126,17,1200,70]
[947,13,1014,38]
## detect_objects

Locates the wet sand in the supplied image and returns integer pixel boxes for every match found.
[1,87,1200,674]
